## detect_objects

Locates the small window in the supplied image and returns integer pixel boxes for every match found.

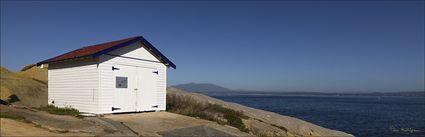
[116,77,128,88]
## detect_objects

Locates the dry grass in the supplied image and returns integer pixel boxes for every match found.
[0,86,12,100]
[0,67,12,74]
[17,64,47,83]
[20,64,37,71]
[0,66,48,107]
[0,65,50,107]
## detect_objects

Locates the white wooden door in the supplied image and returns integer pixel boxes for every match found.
[137,67,158,111]
[112,64,137,113]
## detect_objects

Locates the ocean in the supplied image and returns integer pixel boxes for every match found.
[209,94,425,137]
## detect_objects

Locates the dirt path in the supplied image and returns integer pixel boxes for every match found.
[0,118,93,136]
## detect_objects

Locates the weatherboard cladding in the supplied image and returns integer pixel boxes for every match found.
[48,59,100,113]
[47,42,167,114]
[37,36,176,69]
[97,43,167,113]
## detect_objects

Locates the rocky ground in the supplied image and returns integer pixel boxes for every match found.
[104,111,252,136]
[0,118,92,136]
[0,65,354,137]
[0,105,252,136]
[167,87,353,137]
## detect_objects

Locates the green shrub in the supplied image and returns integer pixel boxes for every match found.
[0,113,25,120]
[39,105,79,116]
[224,113,250,132]
[167,93,249,132]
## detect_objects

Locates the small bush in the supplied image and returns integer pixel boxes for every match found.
[224,113,250,132]
[39,105,79,116]
[167,93,249,132]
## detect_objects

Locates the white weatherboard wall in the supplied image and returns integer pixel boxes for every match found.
[98,42,167,114]
[48,42,167,114]
[48,58,100,113]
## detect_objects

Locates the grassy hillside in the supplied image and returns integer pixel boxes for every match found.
[0,65,48,107]
[16,64,47,83]
[0,67,12,74]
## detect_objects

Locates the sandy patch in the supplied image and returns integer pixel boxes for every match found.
[0,118,93,136]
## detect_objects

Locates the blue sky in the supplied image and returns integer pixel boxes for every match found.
[1,1,424,92]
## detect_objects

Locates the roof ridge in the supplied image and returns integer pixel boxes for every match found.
[82,36,141,48]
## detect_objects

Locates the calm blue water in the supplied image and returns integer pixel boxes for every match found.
[210,94,425,137]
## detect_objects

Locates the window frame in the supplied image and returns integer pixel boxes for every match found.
[115,76,128,89]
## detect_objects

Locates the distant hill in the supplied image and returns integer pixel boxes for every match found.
[348,91,425,97]
[208,90,425,97]
[171,83,232,93]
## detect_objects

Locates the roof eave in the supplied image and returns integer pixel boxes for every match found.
[138,37,176,69]
[37,55,94,66]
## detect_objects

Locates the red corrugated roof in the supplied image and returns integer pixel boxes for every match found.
[42,36,139,63]
[38,36,176,69]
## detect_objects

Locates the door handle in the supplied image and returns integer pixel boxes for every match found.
[134,88,138,91]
